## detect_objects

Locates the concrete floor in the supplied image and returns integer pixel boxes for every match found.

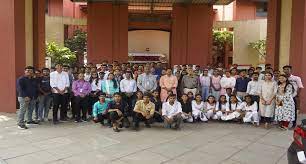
[0,112,293,164]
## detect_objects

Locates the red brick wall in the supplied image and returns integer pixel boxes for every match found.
[266,0,281,69]
[87,3,128,64]
[234,0,257,20]
[171,4,213,66]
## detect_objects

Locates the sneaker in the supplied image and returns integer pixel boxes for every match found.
[26,121,39,125]
[81,118,87,122]
[74,120,81,123]
[18,124,28,130]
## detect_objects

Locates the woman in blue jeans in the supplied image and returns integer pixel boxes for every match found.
[200,69,211,101]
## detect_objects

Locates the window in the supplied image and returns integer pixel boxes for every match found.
[256,2,267,17]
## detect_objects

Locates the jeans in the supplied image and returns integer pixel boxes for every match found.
[201,86,210,101]
[236,92,247,101]
[38,94,52,120]
[17,97,36,125]
[211,89,220,100]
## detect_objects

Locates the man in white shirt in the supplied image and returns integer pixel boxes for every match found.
[120,71,137,111]
[162,94,182,130]
[246,72,261,108]
[84,67,91,81]
[283,65,304,127]
[50,63,70,124]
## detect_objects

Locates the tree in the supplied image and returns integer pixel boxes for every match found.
[65,29,87,65]
[46,42,77,66]
[248,39,266,61]
[212,30,233,66]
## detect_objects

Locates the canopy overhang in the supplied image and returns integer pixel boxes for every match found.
[71,0,235,5]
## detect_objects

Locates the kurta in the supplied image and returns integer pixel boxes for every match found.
[101,80,119,101]
[159,75,178,102]
[220,76,236,95]
[259,81,277,118]
[274,84,295,122]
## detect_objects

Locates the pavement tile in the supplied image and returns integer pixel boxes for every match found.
[230,143,286,164]
[0,113,296,164]
[167,151,226,164]
[0,144,41,159]
[5,151,59,164]
[148,141,193,158]
[119,150,169,164]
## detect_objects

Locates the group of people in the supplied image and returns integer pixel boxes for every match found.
[16,61,304,132]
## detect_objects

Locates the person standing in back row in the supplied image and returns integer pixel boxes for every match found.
[181,68,200,96]
[283,65,304,128]
[137,66,157,93]
[159,68,178,102]
[234,70,251,101]
[37,68,52,122]
[50,63,70,124]
[16,66,39,129]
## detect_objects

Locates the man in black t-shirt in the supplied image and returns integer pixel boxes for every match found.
[108,93,130,132]
[38,68,52,122]
[180,94,193,123]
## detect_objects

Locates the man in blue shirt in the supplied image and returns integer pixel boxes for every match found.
[16,66,39,129]
[93,93,110,126]
[234,70,251,100]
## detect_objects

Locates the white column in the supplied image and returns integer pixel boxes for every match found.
[278,0,292,69]
[25,0,33,66]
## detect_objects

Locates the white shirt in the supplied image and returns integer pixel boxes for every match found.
[246,80,262,96]
[90,79,102,92]
[288,74,304,97]
[162,101,182,118]
[103,71,110,80]
[215,102,227,111]
[120,78,137,93]
[205,102,216,111]
[84,73,91,82]
[220,76,236,90]
[191,100,205,114]
[199,75,211,87]
[225,94,242,102]
[50,71,70,93]
[241,102,258,112]
[226,102,242,112]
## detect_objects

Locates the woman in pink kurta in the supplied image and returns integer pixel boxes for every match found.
[160,68,178,102]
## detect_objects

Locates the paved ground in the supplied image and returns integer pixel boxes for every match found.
[0,112,296,164]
